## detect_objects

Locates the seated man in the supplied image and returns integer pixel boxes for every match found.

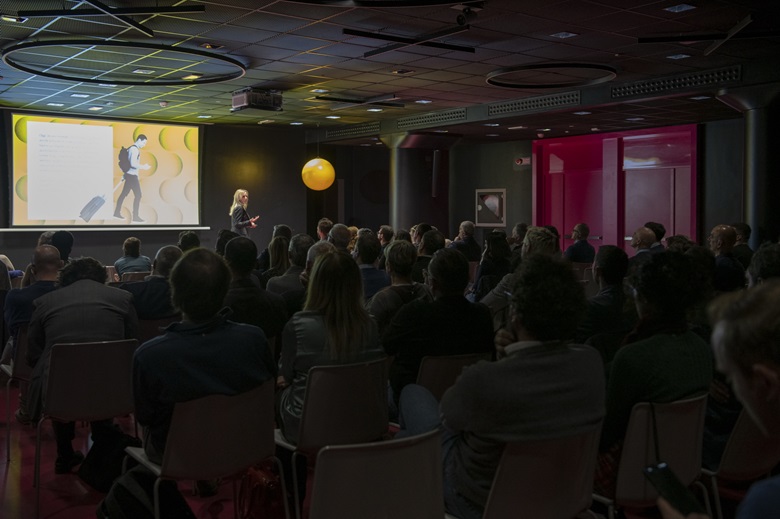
[267,233,315,316]
[411,229,445,283]
[382,248,493,407]
[27,257,138,473]
[113,237,152,277]
[575,245,629,345]
[119,245,182,319]
[708,224,745,293]
[397,254,605,519]
[447,220,481,261]
[354,232,390,301]
[133,248,275,463]
[563,222,596,263]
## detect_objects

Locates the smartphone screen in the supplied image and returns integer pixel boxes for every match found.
[643,462,707,515]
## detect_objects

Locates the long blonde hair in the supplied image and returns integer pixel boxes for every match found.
[228,188,248,216]
[304,251,372,361]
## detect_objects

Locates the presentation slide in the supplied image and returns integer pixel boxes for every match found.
[11,113,200,227]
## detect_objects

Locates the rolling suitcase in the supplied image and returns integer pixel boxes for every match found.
[80,180,123,222]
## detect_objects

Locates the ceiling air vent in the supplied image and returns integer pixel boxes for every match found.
[611,66,741,99]
[488,91,580,116]
[397,108,467,131]
[325,122,380,140]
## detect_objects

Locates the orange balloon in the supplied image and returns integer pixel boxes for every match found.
[301,158,335,191]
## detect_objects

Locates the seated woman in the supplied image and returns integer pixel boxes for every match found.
[471,230,512,301]
[259,236,290,289]
[276,250,384,444]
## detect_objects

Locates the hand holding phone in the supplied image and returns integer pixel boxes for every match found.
[643,462,707,516]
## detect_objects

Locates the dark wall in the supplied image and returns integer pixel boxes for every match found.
[701,119,744,239]
[0,123,307,267]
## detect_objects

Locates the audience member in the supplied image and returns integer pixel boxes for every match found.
[21,231,56,287]
[746,242,780,287]
[730,222,753,270]
[267,233,315,316]
[627,226,655,271]
[354,232,390,300]
[366,240,432,335]
[316,217,333,241]
[395,229,412,243]
[377,224,394,270]
[347,225,359,253]
[298,240,336,290]
[411,229,445,283]
[471,230,512,301]
[113,237,152,277]
[223,237,288,343]
[575,245,629,345]
[215,229,239,256]
[563,222,596,263]
[383,248,493,408]
[708,224,745,293]
[133,248,275,463]
[51,230,74,263]
[412,223,432,248]
[543,225,562,258]
[644,221,666,252]
[397,254,605,519]
[176,230,200,252]
[119,245,182,319]
[327,223,351,252]
[259,236,290,289]
[257,224,292,272]
[27,257,138,474]
[447,220,481,261]
[665,234,695,252]
[509,222,528,269]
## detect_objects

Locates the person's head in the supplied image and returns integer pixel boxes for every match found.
[511,254,586,341]
[571,223,590,241]
[347,226,359,252]
[268,236,290,271]
[31,245,63,280]
[629,251,697,322]
[317,217,333,240]
[232,189,249,209]
[215,229,240,256]
[58,257,106,287]
[458,221,475,239]
[37,231,55,246]
[484,230,511,261]
[542,225,561,252]
[665,234,695,253]
[272,224,292,240]
[51,230,74,261]
[378,225,394,245]
[395,229,412,243]
[305,251,371,360]
[152,245,182,278]
[327,223,351,251]
[355,232,382,265]
[731,222,751,245]
[171,248,230,323]
[384,239,416,278]
[224,237,258,277]
[414,223,433,245]
[511,222,528,245]
[593,245,628,286]
[427,248,469,297]
[122,236,141,258]
[708,224,737,255]
[684,245,716,302]
[747,243,780,288]
[288,233,315,268]
[709,280,780,437]
[134,134,148,148]
[521,226,557,259]
[306,240,336,272]
[630,227,656,251]
[644,221,666,242]
[420,229,445,256]
[177,230,200,252]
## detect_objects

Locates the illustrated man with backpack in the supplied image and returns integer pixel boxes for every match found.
[114,134,151,222]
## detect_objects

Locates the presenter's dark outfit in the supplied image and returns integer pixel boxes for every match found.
[231,206,253,236]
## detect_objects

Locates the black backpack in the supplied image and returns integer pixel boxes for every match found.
[117,145,136,173]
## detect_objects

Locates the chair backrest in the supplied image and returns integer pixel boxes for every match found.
[45,339,139,422]
[121,271,150,282]
[137,315,180,344]
[309,428,443,519]
[9,324,33,382]
[716,410,780,481]
[161,381,275,480]
[416,352,491,401]
[105,265,117,283]
[615,394,708,506]
[297,357,388,454]
[570,262,593,280]
[483,425,602,519]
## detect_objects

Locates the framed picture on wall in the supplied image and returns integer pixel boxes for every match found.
[475,189,506,228]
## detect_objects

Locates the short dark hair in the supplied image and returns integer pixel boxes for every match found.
[428,248,469,295]
[317,218,333,236]
[154,246,183,278]
[731,222,751,241]
[395,229,412,243]
[595,245,628,285]
[748,242,780,282]
[177,230,200,252]
[511,254,585,341]
[51,230,74,260]
[123,237,141,257]
[644,221,666,241]
[289,233,315,267]
[420,229,445,255]
[356,232,382,264]
[215,229,239,256]
[384,240,416,277]
[171,248,230,322]
[378,225,394,242]
[273,224,292,240]
[224,237,258,276]
[629,251,696,320]
[58,257,106,287]
[665,234,694,253]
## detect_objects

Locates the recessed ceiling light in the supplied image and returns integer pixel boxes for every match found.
[46,102,64,107]
[664,4,696,13]
[434,130,449,133]
[199,42,223,50]
[484,123,499,127]
[415,100,432,104]
[666,54,691,60]
[550,31,578,39]
[290,122,303,126]
[360,143,372,147]
[88,106,103,111]
[536,128,551,132]
[310,88,329,94]
[392,69,414,75]
[182,73,203,80]
[98,83,117,88]
[573,111,592,115]
[325,115,341,119]
[1,14,27,23]
[591,127,600,131]
[486,133,500,137]
[690,95,710,100]
[375,142,383,145]
[70,93,89,98]
[197,115,212,119]
[367,108,383,112]
[257,120,274,125]
[508,125,526,130]
[626,117,646,121]
[132,69,156,75]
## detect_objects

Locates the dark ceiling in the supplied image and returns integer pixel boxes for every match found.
[1,0,779,145]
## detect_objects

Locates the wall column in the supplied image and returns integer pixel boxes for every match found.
[380,132,408,231]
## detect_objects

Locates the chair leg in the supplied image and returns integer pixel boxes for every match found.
[5,377,11,462]
[273,456,291,519]
[35,417,45,519]
[692,480,712,517]
[153,477,162,519]
[607,504,615,519]
[291,452,303,519]
[708,474,724,519]
[232,478,238,519]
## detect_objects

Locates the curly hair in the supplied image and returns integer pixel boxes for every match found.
[58,257,106,287]
[511,254,585,341]
[629,251,697,320]
[748,242,780,283]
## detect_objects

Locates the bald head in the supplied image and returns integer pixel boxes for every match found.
[709,225,737,255]
[32,245,63,280]
[631,227,656,251]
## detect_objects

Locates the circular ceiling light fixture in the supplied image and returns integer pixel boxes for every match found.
[2,40,246,86]
[486,62,617,89]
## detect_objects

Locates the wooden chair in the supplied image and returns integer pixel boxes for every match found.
[120,271,150,282]
[34,339,139,518]
[275,357,389,519]
[105,265,118,283]
[416,352,491,401]
[2,324,31,461]
[701,410,780,519]
[309,429,443,519]
[592,395,711,519]
[125,381,285,519]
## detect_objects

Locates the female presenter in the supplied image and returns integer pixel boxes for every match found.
[229,189,259,236]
